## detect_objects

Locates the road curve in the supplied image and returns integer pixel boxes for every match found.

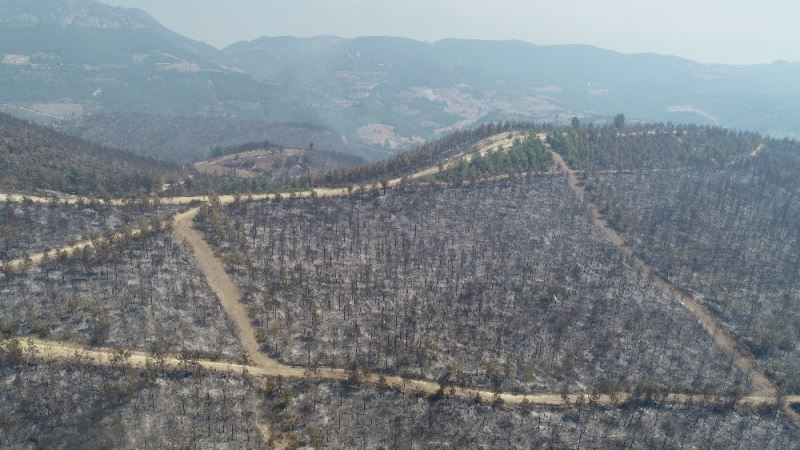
[0,132,521,271]
[2,132,797,424]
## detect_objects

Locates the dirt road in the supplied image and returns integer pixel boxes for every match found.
[8,338,795,411]
[169,172,797,420]
[3,131,797,423]
[548,149,778,398]
[2,225,154,272]
[750,144,766,158]
[0,132,522,208]
[1,131,523,272]
[172,208,295,373]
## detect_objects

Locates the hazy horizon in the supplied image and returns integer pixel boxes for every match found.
[99,0,800,65]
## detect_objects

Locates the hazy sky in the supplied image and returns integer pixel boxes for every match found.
[100,0,798,65]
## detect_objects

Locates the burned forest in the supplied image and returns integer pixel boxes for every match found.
[2,123,800,448]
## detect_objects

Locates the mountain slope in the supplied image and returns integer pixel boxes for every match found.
[0,0,236,111]
[0,0,158,28]
[225,36,800,141]
[61,112,361,161]
[2,0,800,163]
[194,140,365,182]
[0,112,178,196]
[0,0,353,161]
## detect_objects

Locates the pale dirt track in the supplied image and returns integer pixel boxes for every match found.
[172,208,291,372]
[750,143,766,158]
[2,132,798,423]
[0,131,521,208]
[172,149,798,419]
[3,226,151,272]
[8,338,798,412]
[4,240,94,271]
[549,149,778,398]
[0,132,521,271]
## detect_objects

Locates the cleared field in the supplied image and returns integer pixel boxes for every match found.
[194,147,363,181]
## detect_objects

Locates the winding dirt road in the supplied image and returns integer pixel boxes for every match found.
[0,132,519,272]
[0,132,520,208]
[2,225,155,272]
[549,149,778,398]
[8,338,797,412]
[3,132,798,425]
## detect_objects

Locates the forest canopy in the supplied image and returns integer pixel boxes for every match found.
[0,113,181,197]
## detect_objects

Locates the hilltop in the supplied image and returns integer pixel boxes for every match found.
[0,112,179,196]
[62,113,357,162]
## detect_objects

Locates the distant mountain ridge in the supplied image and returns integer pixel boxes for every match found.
[0,0,335,160]
[0,0,158,29]
[0,0,798,163]
[224,35,800,139]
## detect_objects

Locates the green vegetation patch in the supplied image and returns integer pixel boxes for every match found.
[436,134,553,182]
